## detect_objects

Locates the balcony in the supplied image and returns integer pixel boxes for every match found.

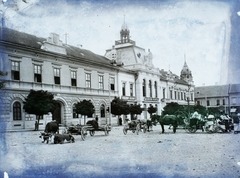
[4,80,118,96]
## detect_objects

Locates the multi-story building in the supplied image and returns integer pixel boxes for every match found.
[194,84,240,115]
[0,27,121,130]
[0,23,195,131]
[105,22,195,121]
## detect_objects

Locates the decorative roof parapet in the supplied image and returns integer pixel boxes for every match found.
[41,33,67,55]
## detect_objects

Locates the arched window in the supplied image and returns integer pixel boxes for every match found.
[149,80,152,97]
[154,81,157,98]
[100,104,105,117]
[13,101,21,120]
[142,79,146,97]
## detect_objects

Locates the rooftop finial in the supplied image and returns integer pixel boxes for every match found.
[184,53,186,63]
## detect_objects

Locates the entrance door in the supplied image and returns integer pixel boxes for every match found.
[52,102,61,124]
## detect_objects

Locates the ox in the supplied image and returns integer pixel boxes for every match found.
[50,134,75,144]
[45,120,59,134]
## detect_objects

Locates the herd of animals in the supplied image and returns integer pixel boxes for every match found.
[39,112,236,144]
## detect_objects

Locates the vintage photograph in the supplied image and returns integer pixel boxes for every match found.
[0,0,240,177]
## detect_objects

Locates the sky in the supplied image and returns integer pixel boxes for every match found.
[1,0,239,86]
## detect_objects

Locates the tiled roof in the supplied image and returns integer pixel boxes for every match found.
[0,27,110,65]
[195,85,229,98]
[159,69,188,84]
[229,84,240,93]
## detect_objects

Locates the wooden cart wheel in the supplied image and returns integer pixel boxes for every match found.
[188,125,197,133]
[80,128,87,141]
[89,130,95,136]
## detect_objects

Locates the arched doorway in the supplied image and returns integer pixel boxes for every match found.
[52,102,62,124]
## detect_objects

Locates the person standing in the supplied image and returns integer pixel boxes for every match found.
[233,112,239,134]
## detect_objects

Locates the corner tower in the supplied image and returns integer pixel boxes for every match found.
[180,55,193,84]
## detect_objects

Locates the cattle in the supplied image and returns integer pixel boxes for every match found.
[39,132,51,144]
[44,120,59,134]
[50,134,75,144]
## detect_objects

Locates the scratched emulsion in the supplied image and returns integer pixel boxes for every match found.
[1,0,240,178]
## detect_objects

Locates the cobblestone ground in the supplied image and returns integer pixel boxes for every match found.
[1,125,240,178]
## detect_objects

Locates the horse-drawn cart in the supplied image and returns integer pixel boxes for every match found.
[66,120,111,141]
[123,120,147,135]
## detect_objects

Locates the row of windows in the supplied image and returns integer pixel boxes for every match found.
[12,101,108,121]
[196,99,226,106]
[169,90,194,101]
[11,61,115,90]
[142,79,158,97]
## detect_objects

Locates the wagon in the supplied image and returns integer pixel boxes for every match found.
[66,121,111,141]
[123,120,147,135]
[80,124,111,141]
[184,118,205,133]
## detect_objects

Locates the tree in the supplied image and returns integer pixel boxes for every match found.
[111,97,130,120]
[0,71,7,89]
[129,103,143,119]
[147,105,157,117]
[75,99,95,125]
[23,90,56,131]
[162,102,183,116]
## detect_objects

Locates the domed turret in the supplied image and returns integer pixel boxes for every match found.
[120,21,130,43]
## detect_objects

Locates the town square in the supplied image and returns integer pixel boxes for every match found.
[0,0,240,177]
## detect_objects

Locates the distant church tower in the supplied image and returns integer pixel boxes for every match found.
[180,55,193,84]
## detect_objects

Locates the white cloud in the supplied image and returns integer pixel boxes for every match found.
[5,0,231,86]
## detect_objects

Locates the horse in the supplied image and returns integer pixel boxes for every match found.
[151,114,182,133]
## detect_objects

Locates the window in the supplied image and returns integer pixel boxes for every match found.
[130,83,133,96]
[54,68,60,84]
[11,61,20,80]
[100,104,105,117]
[207,100,210,106]
[170,90,173,99]
[223,99,225,105]
[13,101,21,120]
[122,83,126,96]
[149,80,152,97]
[216,99,220,106]
[197,101,200,105]
[85,73,91,88]
[174,91,177,100]
[154,81,157,98]
[71,71,77,86]
[110,77,115,90]
[232,97,237,104]
[163,88,165,99]
[72,104,78,118]
[98,75,104,90]
[178,92,180,100]
[34,65,42,83]
[191,93,193,101]
[142,79,146,97]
